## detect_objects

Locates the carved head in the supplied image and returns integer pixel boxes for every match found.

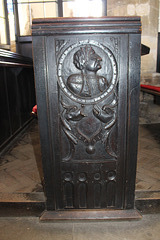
[73,45,102,72]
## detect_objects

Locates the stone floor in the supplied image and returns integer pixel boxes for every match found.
[0,121,43,195]
[136,123,160,191]
[139,92,160,124]
[0,119,159,202]
[0,120,160,239]
[0,214,160,240]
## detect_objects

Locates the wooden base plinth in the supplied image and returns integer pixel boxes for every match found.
[40,209,142,221]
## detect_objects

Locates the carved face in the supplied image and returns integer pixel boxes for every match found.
[85,52,102,72]
[73,45,102,72]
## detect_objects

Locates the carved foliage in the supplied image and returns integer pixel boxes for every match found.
[58,40,118,160]
[55,39,67,56]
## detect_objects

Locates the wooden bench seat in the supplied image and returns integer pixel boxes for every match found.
[141,84,160,105]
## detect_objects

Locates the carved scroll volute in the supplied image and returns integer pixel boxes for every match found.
[58,41,118,160]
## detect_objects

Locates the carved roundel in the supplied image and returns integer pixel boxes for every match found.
[57,40,118,104]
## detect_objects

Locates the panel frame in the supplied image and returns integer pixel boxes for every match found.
[32,16,141,216]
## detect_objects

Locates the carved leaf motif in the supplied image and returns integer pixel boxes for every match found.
[93,105,113,124]
[105,127,117,158]
[110,37,118,55]
[55,40,67,55]
[59,40,118,159]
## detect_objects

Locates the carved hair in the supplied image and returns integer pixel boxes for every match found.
[73,45,95,70]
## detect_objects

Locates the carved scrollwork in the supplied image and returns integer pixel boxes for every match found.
[60,98,84,160]
[59,40,118,160]
[93,91,117,127]
[61,94,117,159]
[60,100,78,147]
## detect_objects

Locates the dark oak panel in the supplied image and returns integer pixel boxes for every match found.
[0,67,11,146]
[32,17,141,218]
[0,49,36,153]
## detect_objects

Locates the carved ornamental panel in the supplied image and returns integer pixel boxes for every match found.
[56,39,119,209]
[32,17,141,217]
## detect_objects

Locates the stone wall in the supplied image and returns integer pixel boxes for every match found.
[107,0,159,77]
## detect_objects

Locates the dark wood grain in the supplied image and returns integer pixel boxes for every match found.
[0,50,35,153]
[32,17,141,36]
[32,17,141,219]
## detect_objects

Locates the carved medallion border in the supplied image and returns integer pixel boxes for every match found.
[57,40,118,105]
[57,39,119,161]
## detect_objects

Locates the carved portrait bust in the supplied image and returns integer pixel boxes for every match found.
[67,45,108,97]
